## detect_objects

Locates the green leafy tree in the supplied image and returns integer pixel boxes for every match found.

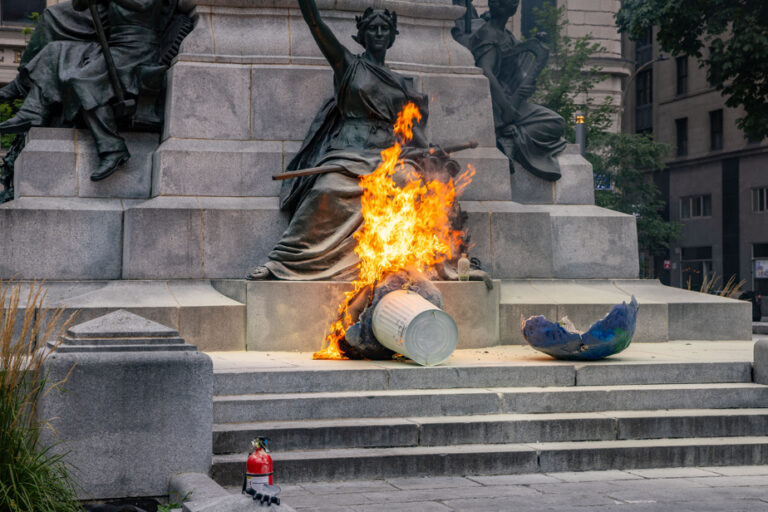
[617,0,768,140]
[532,5,680,276]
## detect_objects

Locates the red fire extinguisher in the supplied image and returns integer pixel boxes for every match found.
[243,437,273,492]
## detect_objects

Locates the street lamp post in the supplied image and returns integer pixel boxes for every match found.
[620,54,668,130]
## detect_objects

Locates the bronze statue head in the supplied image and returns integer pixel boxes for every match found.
[489,0,520,19]
[352,8,399,50]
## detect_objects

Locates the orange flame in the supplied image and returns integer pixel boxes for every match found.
[313,103,474,360]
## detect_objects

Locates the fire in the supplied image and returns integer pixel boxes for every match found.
[313,103,474,360]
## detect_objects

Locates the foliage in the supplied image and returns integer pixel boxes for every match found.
[617,0,768,140]
[590,132,679,256]
[688,272,745,298]
[531,4,680,273]
[0,282,81,512]
[530,5,614,142]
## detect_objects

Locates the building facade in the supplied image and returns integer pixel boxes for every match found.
[623,29,768,298]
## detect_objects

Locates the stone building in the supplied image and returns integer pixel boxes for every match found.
[622,28,768,299]
[0,0,51,86]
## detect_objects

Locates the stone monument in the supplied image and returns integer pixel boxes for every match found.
[37,310,213,500]
[0,0,751,352]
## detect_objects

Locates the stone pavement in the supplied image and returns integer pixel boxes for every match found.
[266,466,768,512]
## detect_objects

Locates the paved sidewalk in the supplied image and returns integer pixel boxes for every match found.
[268,466,768,511]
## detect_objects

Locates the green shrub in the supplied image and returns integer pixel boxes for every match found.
[0,282,81,512]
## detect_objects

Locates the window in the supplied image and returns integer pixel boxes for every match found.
[710,109,723,151]
[635,70,653,133]
[675,118,688,156]
[680,195,712,219]
[676,56,688,95]
[634,27,653,66]
[681,246,713,289]
[0,0,45,24]
[709,46,722,87]
[754,243,768,293]
[754,187,768,213]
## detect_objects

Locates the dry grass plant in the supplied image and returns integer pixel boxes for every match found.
[0,281,81,512]
[687,273,746,298]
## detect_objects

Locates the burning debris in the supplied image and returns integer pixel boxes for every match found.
[314,103,478,363]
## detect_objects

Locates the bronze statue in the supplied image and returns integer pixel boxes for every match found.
[0,0,191,182]
[247,1,432,281]
[452,0,567,181]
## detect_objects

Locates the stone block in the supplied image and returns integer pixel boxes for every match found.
[545,205,639,278]
[15,128,76,197]
[164,62,251,140]
[490,206,554,278]
[509,162,555,204]
[210,9,290,59]
[554,146,595,205]
[460,209,492,272]
[246,281,351,351]
[169,281,247,351]
[123,196,204,278]
[420,74,497,148]
[38,311,213,499]
[510,146,595,205]
[199,197,289,278]
[75,131,157,199]
[245,280,500,352]
[754,339,768,384]
[433,281,500,349]
[453,147,512,201]
[0,197,124,280]
[15,128,156,199]
[123,197,287,279]
[251,65,334,141]
[152,139,283,197]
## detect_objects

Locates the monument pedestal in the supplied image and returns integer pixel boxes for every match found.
[38,310,213,500]
[0,0,751,350]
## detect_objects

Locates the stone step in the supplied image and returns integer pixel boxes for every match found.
[498,279,752,344]
[213,361,752,395]
[213,383,768,423]
[210,436,768,484]
[212,409,768,454]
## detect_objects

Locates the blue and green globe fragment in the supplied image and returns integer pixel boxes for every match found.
[521,296,639,361]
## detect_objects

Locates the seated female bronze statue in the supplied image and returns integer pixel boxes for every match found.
[247,0,431,281]
[453,0,567,181]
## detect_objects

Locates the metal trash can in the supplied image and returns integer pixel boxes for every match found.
[371,290,458,366]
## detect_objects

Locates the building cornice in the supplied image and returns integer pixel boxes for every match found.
[667,144,768,169]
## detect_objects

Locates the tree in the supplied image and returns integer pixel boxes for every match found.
[532,5,680,277]
[617,0,768,140]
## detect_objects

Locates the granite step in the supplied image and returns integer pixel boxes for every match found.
[213,361,752,395]
[212,409,768,454]
[210,436,768,484]
[213,383,768,423]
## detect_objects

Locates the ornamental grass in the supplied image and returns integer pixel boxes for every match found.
[0,281,81,512]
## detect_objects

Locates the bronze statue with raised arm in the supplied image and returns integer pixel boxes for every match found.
[452,0,567,181]
[247,0,431,281]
